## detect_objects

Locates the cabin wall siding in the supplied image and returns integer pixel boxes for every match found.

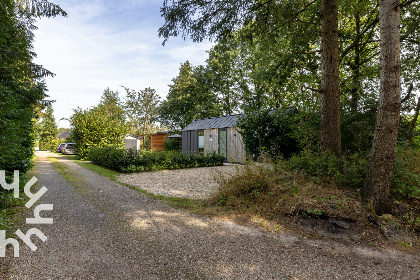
[227,127,246,163]
[181,130,199,154]
[204,128,218,154]
[150,134,167,151]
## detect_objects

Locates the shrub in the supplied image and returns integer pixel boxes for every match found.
[286,149,368,188]
[340,111,376,152]
[70,106,127,159]
[87,147,225,172]
[286,146,420,200]
[211,161,275,206]
[237,107,302,159]
[391,147,420,199]
[164,138,181,151]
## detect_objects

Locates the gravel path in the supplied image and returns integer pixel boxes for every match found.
[4,151,419,279]
[117,165,240,199]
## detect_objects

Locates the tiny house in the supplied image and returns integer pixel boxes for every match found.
[181,114,246,163]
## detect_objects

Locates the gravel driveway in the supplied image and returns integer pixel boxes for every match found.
[117,165,240,199]
[4,151,419,279]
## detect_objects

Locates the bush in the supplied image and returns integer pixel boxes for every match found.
[87,147,225,172]
[391,147,420,199]
[286,149,368,188]
[286,146,420,200]
[40,138,59,152]
[164,138,181,151]
[70,106,127,159]
[340,110,376,152]
[237,107,302,159]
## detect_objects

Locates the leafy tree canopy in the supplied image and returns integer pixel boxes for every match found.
[158,61,221,129]
[122,86,161,135]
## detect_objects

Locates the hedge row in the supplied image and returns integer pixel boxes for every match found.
[87,147,225,172]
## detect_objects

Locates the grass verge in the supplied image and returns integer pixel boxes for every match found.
[52,154,207,212]
[47,156,90,194]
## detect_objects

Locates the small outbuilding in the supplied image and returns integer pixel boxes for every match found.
[149,131,170,151]
[181,114,246,163]
[124,135,140,151]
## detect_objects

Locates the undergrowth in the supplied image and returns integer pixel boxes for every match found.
[286,146,420,200]
[208,150,420,249]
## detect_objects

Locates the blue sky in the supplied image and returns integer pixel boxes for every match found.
[33,0,213,128]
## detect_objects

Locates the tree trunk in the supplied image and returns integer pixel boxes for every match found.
[320,0,341,157]
[362,0,401,215]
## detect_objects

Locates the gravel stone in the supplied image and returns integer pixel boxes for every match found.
[117,165,240,199]
[4,151,419,279]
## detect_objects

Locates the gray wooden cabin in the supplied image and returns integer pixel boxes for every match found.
[181,114,246,163]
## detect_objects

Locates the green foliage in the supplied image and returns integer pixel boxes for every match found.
[38,105,58,151]
[0,0,66,220]
[158,61,222,129]
[98,87,125,121]
[302,209,323,219]
[340,103,377,152]
[287,149,369,188]
[0,0,65,174]
[164,138,181,151]
[87,147,225,172]
[237,107,301,159]
[391,147,420,200]
[122,86,160,135]
[287,147,420,200]
[206,38,241,114]
[70,102,127,159]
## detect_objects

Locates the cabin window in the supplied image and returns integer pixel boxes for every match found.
[198,130,204,155]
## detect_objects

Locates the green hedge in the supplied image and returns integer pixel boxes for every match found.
[87,147,225,172]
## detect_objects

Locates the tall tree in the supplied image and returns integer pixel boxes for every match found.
[98,88,125,120]
[320,0,341,156]
[122,86,161,136]
[362,0,401,214]
[159,0,342,155]
[158,61,221,129]
[38,104,58,151]
[206,38,241,115]
[0,0,65,173]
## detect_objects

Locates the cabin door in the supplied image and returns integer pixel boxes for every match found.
[218,128,227,162]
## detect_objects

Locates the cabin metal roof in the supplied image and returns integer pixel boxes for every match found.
[181,108,297,132]
[58,131,71,138]
[182,114,245,131]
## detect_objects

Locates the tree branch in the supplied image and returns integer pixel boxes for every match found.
[340,6,379,62]
[296,50,321,55]
[401,82,414,103]
[400,0,420,8]
[262,0,317,40]
[304,86,322,97]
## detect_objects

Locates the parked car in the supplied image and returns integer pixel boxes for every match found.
[56,143,66,153]
[62,143,76,155]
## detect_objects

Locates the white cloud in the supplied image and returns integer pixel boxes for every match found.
[33,0,214,128]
